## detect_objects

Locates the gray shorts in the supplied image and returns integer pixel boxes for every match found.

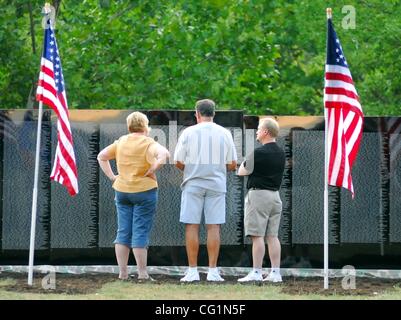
[244,189,282,237]
[180,185,226,224]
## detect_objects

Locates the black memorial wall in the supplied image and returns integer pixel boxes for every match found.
[1,110,401,269]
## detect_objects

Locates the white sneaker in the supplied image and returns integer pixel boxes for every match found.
[263,272,282,283]
[180,270,200,282]
[238,271,263,282]
[206,271,224,282]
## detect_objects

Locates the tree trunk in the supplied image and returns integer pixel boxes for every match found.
[28,0,36,55]
[53,0,62,16]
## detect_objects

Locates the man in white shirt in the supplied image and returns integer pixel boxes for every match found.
[174,99,237,282]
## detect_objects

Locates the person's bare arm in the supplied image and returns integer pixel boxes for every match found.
[175,161,185,171]
[226,160,237,171]
[174,133,186,171]
[144,144,170,178]
[225,131,238,172]
[97,145,117,181]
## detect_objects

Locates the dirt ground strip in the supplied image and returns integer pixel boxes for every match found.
[1,272,400,296]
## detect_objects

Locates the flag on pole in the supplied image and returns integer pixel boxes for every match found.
[324,17,363,197]
[36,18,78,196]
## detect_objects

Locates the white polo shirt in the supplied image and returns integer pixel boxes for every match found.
[174,122,237,193]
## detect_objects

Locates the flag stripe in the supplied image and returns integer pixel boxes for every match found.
[324,93,362,111]
[325,87,359,101]
[324,80,358,95]
[325,64,352,77]
[325,72,354,85]
[329,109,345,186]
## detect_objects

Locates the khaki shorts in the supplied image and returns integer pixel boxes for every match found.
[244,189,282,237]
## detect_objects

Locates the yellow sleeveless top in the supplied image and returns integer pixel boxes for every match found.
[109,134,158,193]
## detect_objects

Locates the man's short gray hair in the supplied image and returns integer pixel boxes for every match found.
[260,118,280,138]
[195,99,215,117]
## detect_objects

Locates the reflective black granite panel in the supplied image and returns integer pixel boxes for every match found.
[149,125,185,246]
[98,123,125,248]
[177,111,243,127]
[223,127,243,245]
[389,133,401,243]
[2,119,51,249]
[341,133,381,243]
[292,130,337,244]
[50,122,98,248]
[2,111,401,268]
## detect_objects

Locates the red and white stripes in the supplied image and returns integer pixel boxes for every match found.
[325,64,363,196]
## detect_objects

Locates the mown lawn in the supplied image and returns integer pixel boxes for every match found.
[1,277,401,300]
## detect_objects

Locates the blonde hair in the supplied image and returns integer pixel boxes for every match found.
[260,118,280,138]
[126,111,149,133]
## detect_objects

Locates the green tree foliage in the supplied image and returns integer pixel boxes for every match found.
[0,1,39,108]
[0,0,400,115]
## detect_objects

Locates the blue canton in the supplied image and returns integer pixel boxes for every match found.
[43,19,65,93]
[326,19,348,67]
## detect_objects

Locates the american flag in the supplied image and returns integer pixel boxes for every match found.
[324,17,363,197]
[36,18,78,196]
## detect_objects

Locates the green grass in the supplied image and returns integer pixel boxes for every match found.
[1,278,401,300]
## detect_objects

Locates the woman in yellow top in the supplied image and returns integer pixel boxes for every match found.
[98,112,169,280]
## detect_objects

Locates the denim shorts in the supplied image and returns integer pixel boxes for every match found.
[179,185,226,224]
[114,188,157,248]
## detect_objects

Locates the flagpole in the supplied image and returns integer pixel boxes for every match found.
[28,2,51,286]
[28,100,43,286]
[323,7,332,290]
[324,109,329,290]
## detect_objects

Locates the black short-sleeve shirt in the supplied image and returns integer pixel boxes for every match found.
[244,142,285,191]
